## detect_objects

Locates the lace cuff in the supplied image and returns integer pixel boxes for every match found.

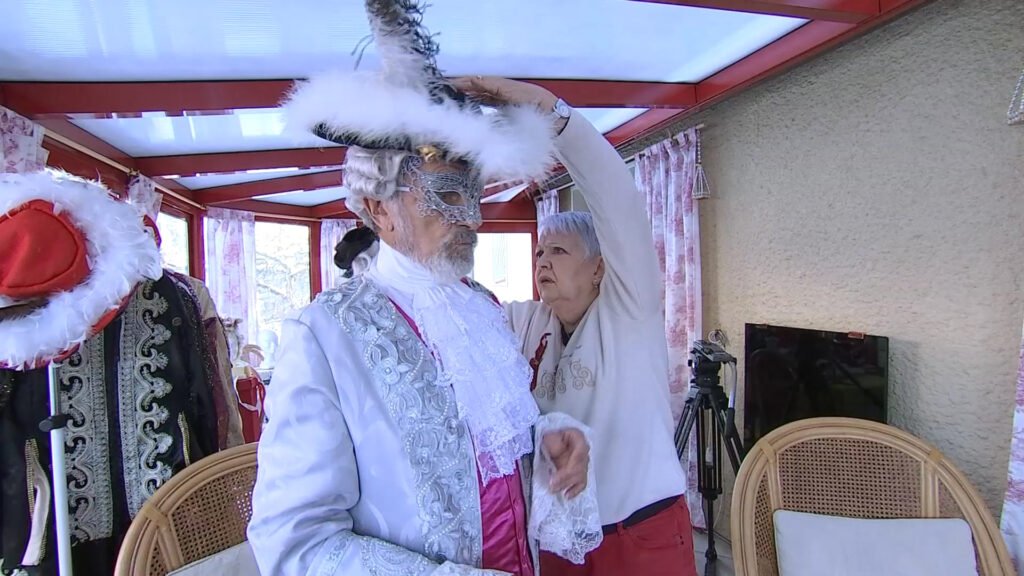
[528,412,603,564]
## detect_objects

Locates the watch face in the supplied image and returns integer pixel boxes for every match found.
[554,99,571,118]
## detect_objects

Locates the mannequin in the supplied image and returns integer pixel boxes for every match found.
[0,170,225,576]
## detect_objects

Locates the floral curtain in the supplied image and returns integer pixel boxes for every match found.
[127,173,163,220]
[320,218,359,290]
[1001,322,1024,571]
[535,189,559,221]
[1,106,48,174]
[204,208,258,346]
[635,127,705,528]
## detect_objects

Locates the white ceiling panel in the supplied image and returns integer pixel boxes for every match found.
[174,166,338,190]
[70,108,334,156]
[255,187,347,207]
[576,108,650,134]
[0,0,805,83]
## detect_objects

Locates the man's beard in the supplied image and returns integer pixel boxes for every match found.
[393,210,477,283]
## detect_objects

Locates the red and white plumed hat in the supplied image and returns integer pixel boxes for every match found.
[0,170,163,370]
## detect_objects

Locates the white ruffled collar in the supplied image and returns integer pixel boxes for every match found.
[365,240,538,484]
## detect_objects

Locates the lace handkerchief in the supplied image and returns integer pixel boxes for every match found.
[528,413,603,565]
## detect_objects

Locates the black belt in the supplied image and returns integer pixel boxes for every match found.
[602,495,681,535]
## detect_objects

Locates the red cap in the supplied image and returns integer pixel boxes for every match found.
[0,200,91,300]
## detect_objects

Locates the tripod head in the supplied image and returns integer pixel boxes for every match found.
[688,340,736,390]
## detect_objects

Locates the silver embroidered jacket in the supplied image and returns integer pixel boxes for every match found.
[248,277,564,576]
[0,273,220,575]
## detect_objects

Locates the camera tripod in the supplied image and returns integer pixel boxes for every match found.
[674,341,745,576]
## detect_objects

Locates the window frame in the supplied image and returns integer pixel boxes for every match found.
[156,206,194,276]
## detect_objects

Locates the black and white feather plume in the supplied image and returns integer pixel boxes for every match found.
[283,0,557,183]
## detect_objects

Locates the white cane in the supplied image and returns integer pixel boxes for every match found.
[41,361,74,576]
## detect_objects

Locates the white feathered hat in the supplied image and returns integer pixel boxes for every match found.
[282,0,557,183]
[0,170,163,370]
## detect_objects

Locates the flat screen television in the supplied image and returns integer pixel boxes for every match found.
[743,324,889,448]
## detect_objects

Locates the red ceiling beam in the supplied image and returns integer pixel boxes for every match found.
[0,79,695,118]
[311,200,354,219]
[631,0,877,22]
[0,80,292,119]
[528,80,695,109]
[213,200,315,220]
[137,148,346,178]
[43,136,130,192]
[153,177,201,203]
[606,109,689,146]
[195,171,343,205]
[480,198,536,222]
[609,0,934,148]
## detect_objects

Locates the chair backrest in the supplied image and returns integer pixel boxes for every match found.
[731,417,1013,576]
[114,443,258,576]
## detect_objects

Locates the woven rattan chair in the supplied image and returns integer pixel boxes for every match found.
[114,443,258,576]
[731,417,1013,576]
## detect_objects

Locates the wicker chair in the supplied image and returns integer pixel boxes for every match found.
[114,443,258,576]
[731,417,1013,576]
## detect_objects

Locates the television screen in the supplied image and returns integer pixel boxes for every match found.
[743,324,889,447]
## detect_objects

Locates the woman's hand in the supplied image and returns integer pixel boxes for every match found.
[541,427,590,499]
[451,76,568,133]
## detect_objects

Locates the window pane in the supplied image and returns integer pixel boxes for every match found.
[472,233,534,302]
[156,212,189,274]
[254,222,311,367]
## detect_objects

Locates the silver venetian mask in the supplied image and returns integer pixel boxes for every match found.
[397,155,483,226]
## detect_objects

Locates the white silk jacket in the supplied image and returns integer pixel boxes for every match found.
[248,244,599,575]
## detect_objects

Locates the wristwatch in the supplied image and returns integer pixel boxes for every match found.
[551,98,572,121]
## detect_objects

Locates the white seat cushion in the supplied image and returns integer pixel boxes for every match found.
[168,541,259,576]
[773,510,979,576]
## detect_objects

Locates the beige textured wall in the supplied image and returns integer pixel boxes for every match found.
[693,0,1024,526]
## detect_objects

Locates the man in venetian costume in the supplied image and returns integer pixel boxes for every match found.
[247,2,602,575]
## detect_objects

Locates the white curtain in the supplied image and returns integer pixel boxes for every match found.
[1,105,48,174]
[635,127,705,529]
[204,208,258,346]
[535,189,559,221]
[127,174,162,220]
[320,218,358,290]
[1001,320,1024,571]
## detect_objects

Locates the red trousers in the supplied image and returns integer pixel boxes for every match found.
[540,498,698,576]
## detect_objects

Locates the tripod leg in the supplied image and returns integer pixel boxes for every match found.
[675,392,699,459]
[708,390,744,475]
[695,396,720,576]
[703,494,718,576]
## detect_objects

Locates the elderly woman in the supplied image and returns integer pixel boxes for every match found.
[459,78,697,576]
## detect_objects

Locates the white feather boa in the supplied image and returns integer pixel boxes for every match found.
[0,170,163,369]
[283,71,558,183]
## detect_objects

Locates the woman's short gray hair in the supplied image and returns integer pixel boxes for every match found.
[538,211,602,259]
[343,146,414,230]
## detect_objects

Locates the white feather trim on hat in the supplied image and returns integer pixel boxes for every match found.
[0,170,163,370]
[283,71,558,183]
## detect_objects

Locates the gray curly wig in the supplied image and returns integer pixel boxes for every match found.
[343,146,414,230]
